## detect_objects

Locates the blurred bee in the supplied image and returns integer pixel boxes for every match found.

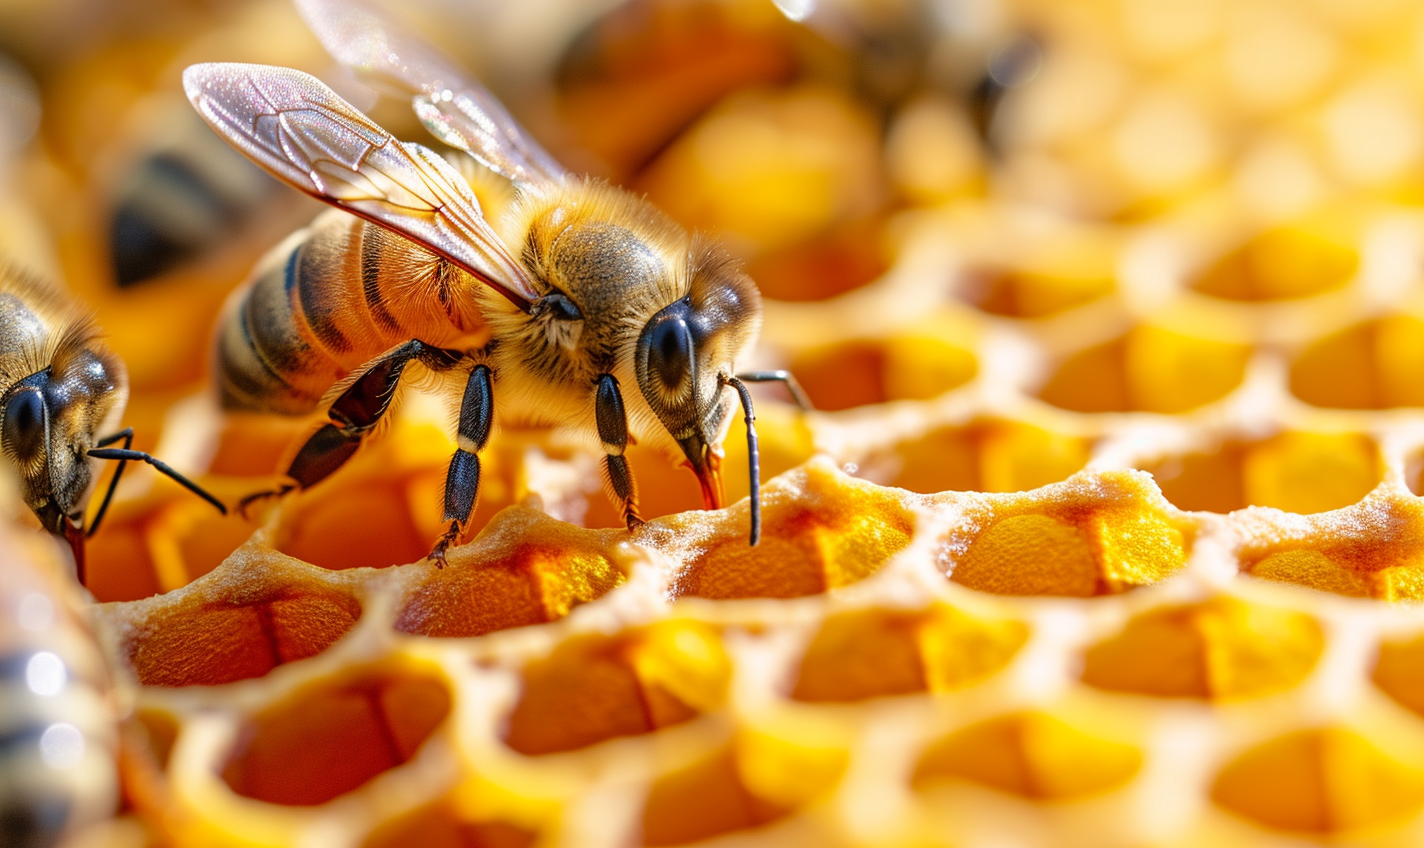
[183,0,807,562]
[0,514,117,848]
[0,263,227,584]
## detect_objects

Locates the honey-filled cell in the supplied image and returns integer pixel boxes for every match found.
[1143,432,1380,514]
[1238,498,1424,599]
[110,557,362,687]
[1190,213,1360,301]
[670,466,913,600]
[1081,597,1324,699]
[948,475,1192,597]
[913,712,1142,801]
[394,514,626,638]
[1290,315,1424,409]
[870,419,1090,495]
[1038,326,1250,414]
[1211,728,1424,833]
[222,664,450,806]
[641,731,847,847]
[504,620,730,754]
[792,333,977,412]
[791,604,1028,702]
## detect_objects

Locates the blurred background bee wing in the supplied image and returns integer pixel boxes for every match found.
[295,0,568,187]
[182,63,540,309]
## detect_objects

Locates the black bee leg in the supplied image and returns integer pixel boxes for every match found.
[595,374,642,532]
[733,369,812,410]
[256,340,461,507]
[720,375,762,546]
[429,363,493,568]
[86,427,133,535]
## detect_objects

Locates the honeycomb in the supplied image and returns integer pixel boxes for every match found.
[7,0,1424,845]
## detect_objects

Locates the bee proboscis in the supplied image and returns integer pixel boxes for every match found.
[183,0,808,562]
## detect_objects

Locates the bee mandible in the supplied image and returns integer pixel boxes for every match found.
[0,264,227,584]
[183,0,807,562]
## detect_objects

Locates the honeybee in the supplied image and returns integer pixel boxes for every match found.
[183,0,806,562]
[0,511,118,847]
[0,263,227,584]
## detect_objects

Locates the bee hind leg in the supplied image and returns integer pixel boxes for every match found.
[258,340,462,517]
[595,374,642,532]
[429,363,493,568]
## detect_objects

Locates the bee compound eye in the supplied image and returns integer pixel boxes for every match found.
[648,315,693,392]
[3,387,46,462]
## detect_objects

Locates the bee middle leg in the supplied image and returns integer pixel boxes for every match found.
[242,340,462,515]
[595,374,642,532]
[429,363,493,567]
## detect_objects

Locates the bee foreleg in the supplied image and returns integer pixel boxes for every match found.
[733,369,812,411]
[430,363,493,567]
[595,374,642,532]
[721,375,762,546]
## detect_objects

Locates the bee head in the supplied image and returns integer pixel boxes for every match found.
[634,242,762,508]
[1,344,124,537]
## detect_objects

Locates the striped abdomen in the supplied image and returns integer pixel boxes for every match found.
[216,210,492,415]
[0,522,116,848]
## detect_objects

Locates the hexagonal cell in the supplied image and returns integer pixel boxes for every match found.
[1211,728,1424,833]
[641,734,847,847]
[1038,326,1250,414]
[222,663,450,806]
[1142,432,1381,514]
[103,555,361,687]
[394,510,626,638]
[669,465,914,600]
[1371,633,1424,717]
[1081,597,1324,699]
[1190,214,1359,301]
[363,801,537,848]
[913,712,1142,801]
[958,265,1114,318]
[505,621,730,755]
[85,483,262,602]
[1290,315,1424,409]
[946,472,1191,597]
[1238,497,1424,599]
[745,221,890,302]
[261,416,521,570]
[860,418,1090,495]
[555,0,797,179]
[791,331,977,412]
[791,604,1028,702]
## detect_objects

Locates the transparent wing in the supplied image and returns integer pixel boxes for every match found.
[182,62,539,309]
[295,0,568,186]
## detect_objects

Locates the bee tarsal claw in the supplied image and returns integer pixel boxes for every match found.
[236,485,295,520]
[428,521,463,568]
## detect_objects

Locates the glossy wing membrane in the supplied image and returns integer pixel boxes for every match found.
[295,0,568,186]
[182,62,540,309]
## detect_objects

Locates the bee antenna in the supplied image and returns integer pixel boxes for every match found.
[721,375,761,546]
[86,431,227,536]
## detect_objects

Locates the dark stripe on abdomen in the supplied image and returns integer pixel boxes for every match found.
[360,228,401,333]
[246,250,315,378]
[297,241,353,355]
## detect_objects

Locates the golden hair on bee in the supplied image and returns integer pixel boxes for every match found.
[184,0,806,562]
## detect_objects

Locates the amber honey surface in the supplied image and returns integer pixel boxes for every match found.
[7,0,1424,845]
